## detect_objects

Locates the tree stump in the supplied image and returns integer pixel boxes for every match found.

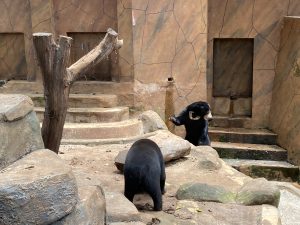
[33,28,123,153]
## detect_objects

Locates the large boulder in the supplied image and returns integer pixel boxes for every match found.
[236,178,280,206]
[52,169,106,225]
[52,185,105,225]
[114,130,191,171]
[138,110,168,133]
[0,94,44,170]
[176,183,236,204]
[106,192,140,223]
[0,149,78,225]
[191,146,222,170]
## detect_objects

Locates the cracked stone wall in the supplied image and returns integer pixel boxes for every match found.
[130,0,208,125]
[0,0,36,80]
[269,16,300,166]
[0,0,132,82]
[208,0,300,128]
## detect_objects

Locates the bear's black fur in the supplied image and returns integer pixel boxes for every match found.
[169,101,212,146]
[124,139,166,211]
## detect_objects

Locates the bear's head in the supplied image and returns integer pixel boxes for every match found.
[188,101,212,121]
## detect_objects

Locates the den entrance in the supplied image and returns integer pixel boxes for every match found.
[68,32,118,82]
[213,38,253,117]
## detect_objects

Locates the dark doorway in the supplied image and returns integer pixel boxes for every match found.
[213,38,253,116]
[0,33,27,80]
[68,32,117,81]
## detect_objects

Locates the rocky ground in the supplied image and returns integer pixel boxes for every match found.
[58,142,289,225]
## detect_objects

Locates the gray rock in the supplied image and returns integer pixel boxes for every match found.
[0,111,44,170]
[0,149,78,225]
[109,223,146,225]
[0,94,43,170]
[176,183,236,204]
[261,205,281,225]
[236,178,280,206]
[0,94,34,122]
[51,169,106,225]
[52,185,105,225]
[274,181,300,225]
[174,200,264,225]
[139,110,168,133]
[106,192,140,223]
[114,130,191,171]
[191,146,222,170]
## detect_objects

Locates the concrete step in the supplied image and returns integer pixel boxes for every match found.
[0,81,134,106]
[212,142,287,161]
[209,116,251,128]
[61,132,154,146]
[35,107,129,123]
[209,127,277,145]
[62,119,144,139]
[29,93,118,108]
[224,159,299,182]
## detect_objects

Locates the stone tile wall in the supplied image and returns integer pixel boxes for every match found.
[131,0,208,123]
[269,16,300,165]
[208,0,300,128]
[0,0,133,82]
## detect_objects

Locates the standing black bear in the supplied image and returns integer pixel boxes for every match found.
[124,139,166,211]
[169,101,212,146]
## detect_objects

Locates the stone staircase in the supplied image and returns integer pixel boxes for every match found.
[209,116,299,182]
[0,81,144,145]
[28,93,144,143]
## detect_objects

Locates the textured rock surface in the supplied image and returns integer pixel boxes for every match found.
[139,110,168,133]
[236,178,280,206]
[60,142,288,224]
[0,94,43,170]
[0,94,33,122]
[52,185,105,225]
[106,192,140,223]
[269,16,300,165]
[207,1,300,128]
[109,223,146,225]
[176,183,236,204]
[114,130,191,171]
[0,149,78,225]
[51,169,106,225]
[261,205,281,225]
[272,181,300,225]
[173,200,279,225]
[192,146,222,170]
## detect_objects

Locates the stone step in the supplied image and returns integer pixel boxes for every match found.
[209,116,251,128]
[208,127,277,145]
[224,158,299,182]
[29,93,118,108]
[0,80,134,106]
[212,142,287,161]
[61,132,154,146]
[62,119,144,139]
[35,107,129,123]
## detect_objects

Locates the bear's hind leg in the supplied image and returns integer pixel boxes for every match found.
[160,172,166,194]
[146,182,162,211]
[124,180,137,202]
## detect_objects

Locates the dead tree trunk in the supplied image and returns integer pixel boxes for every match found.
[33,28,123,153]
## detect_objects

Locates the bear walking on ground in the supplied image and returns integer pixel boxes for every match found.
[124,139,166,211]
[169,101,212,146]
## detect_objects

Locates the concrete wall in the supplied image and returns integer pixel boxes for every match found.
[269,16,300,166]
[207,0,300,128]
[0,0,133,82]
[131,0,208,120]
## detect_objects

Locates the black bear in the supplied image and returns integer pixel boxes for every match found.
[124,139,166,211]
[169,101,212,146]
